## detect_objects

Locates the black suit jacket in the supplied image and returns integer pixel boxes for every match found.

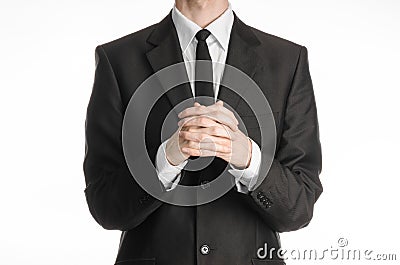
[84,12,322,265]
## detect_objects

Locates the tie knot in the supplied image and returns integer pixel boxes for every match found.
[195,29,211,42]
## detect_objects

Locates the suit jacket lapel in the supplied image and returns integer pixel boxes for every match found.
[145,12,262,112]
[218,14,262,110]
[145,13,194,110]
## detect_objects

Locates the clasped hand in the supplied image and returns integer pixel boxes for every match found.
[165,100,252,169]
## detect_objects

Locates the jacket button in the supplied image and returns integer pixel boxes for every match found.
[256,191,265,199]
[263,199,273,208]
[200,244,210,255]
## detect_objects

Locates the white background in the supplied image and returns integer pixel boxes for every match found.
[1,0,399,264]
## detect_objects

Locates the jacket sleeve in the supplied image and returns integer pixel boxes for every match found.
[248,46,323,232]
[83,45,162,231]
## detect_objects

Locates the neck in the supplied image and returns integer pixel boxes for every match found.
[175,0,229,28]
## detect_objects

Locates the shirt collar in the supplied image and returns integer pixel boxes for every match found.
[172,3,234,53]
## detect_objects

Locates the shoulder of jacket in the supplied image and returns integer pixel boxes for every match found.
[97,22,158,55]
[249,26,304,52]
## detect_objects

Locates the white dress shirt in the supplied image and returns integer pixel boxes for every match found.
[155,4,261,194]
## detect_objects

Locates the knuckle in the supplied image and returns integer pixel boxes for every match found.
[195,134,203,141]
[199,117,208,124]
[201,133,209,141]
[221,139,228,146]
[181,119,189,126]
[219,145,226,152]
[189,141,198,149]
[223,141,231,150]
[212,126,219,134]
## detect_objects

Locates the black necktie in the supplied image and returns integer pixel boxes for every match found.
[195,29,214,103]
[181,30,214,185]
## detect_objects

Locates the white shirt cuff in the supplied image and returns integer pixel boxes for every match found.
[228,138,261,194]
[155,140,188,191]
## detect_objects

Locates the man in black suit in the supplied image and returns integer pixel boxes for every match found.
[84,1,323,264]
